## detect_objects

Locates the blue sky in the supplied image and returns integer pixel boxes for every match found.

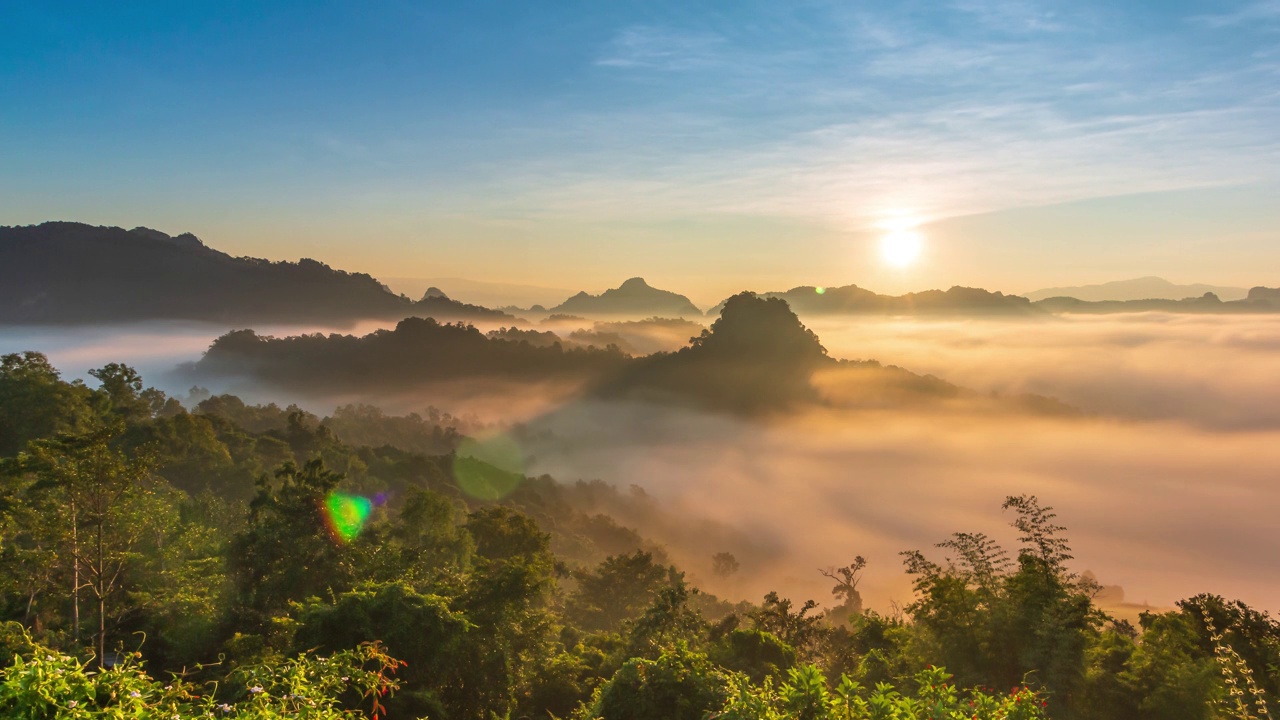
[2,0,1278,300]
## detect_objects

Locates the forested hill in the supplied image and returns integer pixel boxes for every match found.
[181,293,850,405]
[184,293,1068,417]
[186,317,633,392]
[705,284,1043,317]
[591,292,836,413]
[0,222,518,325]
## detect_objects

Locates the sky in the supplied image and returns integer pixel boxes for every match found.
[2,0,1279,302]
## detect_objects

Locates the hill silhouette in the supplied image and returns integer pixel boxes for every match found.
[706,284,1041,317]
[0,222,517,325]
[383,276,574,309]
[184,316,629,393]
[550,278,702,318]
[1033,289,1280,314]
[591,292,836,413]
[1024,276,1248,302]
[182,292,1072,417]
[1249,286,1280,304]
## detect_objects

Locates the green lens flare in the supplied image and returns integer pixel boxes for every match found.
[324,492,373,543]
[815,286,826,295]
[453,434,525,501]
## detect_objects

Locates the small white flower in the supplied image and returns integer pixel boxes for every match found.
[130,690,141,698]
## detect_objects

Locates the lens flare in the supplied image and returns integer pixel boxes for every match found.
[815,287,826,295]
[453,433,525,500]
[324,492,373,543]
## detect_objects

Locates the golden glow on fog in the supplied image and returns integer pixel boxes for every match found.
[880,230,924,268]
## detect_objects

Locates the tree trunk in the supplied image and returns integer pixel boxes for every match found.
[72,499,80,643]
[96,504,105,667]
[98,594,105,667]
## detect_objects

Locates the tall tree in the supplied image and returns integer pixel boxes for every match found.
[26,426,165,664]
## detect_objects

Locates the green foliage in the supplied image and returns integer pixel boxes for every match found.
[576,643,731,720]
[716,664,1048,720]
[621,579,708,661]
[900,496,1104,716]
[0,359,1273,720]
[0,352,92,457]
[1122,611,1223,720]
[228,460,360,626]
[388,488,473,582]
[321,404,468,455]
[293,583,468,719]
[20,424,169,664]
[752,592,826,660]
[0,631,404,719]
[88,363,151,422]
[570,551,673,633]
[712,629,797,683]
[1184,593,1280,715]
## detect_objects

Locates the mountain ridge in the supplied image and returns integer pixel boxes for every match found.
[0,222,519,325]
[706,284,1041,317]
[549,277,702,318]
[1024,276,1248,302]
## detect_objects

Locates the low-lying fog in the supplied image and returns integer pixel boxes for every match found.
[4,311,1278,615]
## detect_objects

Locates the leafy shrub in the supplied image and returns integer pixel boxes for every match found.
[0,632,403,719]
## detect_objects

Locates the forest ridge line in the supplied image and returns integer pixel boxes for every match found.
[3,221,1280,325]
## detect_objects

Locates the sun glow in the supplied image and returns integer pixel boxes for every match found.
[880,230,924,268]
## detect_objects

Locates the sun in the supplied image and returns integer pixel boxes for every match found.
[880,230,924,268]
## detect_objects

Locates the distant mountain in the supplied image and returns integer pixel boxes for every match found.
[550,278,702,318]
[705,284,1040,317]
[382,276,574,309]
[0,222,517,325]
[1033,289,1280,314]
[1248,286,1280,304]
[1024,277,1248,302]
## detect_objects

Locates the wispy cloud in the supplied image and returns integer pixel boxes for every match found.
[462,4,1280,232]
[950,0,1066,33]
[1190,0,1280,28]
[596,25,726,70]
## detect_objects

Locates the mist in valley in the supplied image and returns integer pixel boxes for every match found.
[514,311,1280,616]
[6,308,1277,618]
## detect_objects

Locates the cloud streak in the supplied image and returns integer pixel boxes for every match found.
[596,26,727,70]
[469,4,1280,232]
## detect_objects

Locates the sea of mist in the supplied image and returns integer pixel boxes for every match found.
[3,310,1278,616]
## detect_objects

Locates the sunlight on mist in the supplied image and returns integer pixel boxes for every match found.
[513,312,1280,614]
[10,311,1280,614]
